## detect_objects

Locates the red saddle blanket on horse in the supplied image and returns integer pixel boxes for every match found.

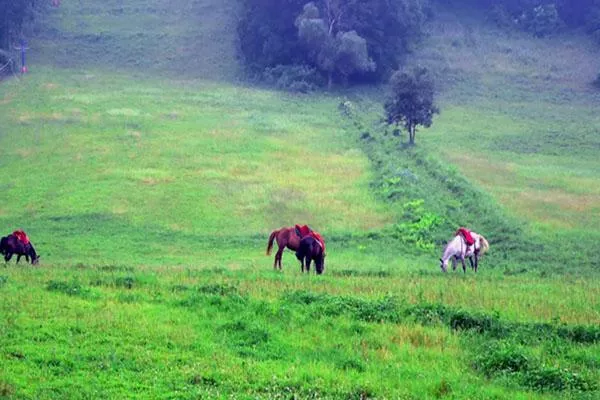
[455,227,474,246]
[295,224,325,252]
[295,224,312,237]
[13,230,30,245]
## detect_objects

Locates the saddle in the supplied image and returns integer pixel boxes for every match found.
[455,227,474,246]
[295,224,325,253]
[13,230,30,245]
[294,224,312,237]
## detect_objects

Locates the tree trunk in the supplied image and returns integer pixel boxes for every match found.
[408,125,416,145]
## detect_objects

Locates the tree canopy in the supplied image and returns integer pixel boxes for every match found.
[238,0,428,88]
[384,67,439,145]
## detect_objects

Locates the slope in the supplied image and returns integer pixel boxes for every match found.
[30,0,240,80]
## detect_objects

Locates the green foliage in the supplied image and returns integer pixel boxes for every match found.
[393,199,442,250]
[263,64,323,92]
[475,342,597,392]
[238,0,427,85]
[46,279,90,297]
[525,366,597,392]
[384,67,439,145]
[295,4,375,87]
[518,4,563,37]
[475,342,532,376]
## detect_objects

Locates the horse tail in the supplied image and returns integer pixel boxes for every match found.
[266,230,278,255]
[479,235,490,255]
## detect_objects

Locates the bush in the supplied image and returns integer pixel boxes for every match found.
[46,280,89,297]
[392,199,443,250]
[517,4,563,37]
[262,64,323,92]
[524,366,597,392]
[475,343,532,376]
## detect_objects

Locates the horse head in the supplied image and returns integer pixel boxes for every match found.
[315,250,325,275]
[439,257,448,272]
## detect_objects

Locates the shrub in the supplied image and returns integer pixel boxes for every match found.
[393,199,443,250]
[517,4,563,37]
[196,283,240,297]
[475,343,532,376]
[46,280,89,297]
[524,366,597,392]
[115,276,135,289]
[262,64,323,92]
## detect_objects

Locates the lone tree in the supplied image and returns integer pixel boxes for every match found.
[384,67,439,145]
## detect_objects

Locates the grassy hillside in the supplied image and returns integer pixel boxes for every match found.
[31,0,240,79]
[1,3,599,400]
[0,69,391,266]
[418,10,600,235]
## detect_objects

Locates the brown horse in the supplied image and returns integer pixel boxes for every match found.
[266,226,302,270]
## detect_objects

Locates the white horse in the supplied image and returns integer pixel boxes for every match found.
[439,232,489,273]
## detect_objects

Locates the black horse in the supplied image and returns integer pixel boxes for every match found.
[295,236,325,274]
[0,234,39,265]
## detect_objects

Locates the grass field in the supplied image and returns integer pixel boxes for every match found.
[1,2,599,399]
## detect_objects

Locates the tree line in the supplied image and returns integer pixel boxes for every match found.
[237,0,430,90]
[238,0,600,91]
[445,0,600,39]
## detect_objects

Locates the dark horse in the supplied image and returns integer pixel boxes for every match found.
[0,235,39,265]
[266,226,302,269]
[295,236,325,275]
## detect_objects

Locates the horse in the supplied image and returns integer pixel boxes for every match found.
[439,232,489,273]
[295,236,325,275]
[266,226,303,269]
[1,234,40,265]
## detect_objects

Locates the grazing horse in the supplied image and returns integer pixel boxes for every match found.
[295,236,325,275]
[1,234,40,265]
[439,232,489,273]
[266,226,303,270]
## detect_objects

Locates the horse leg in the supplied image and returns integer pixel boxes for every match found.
[460,258,467,273]
[17,254,22,264]
[474,254,479,272]
[275,246,285,270]
[468,256,474,269]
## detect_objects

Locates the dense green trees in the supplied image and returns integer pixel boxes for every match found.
[238,0,428,88]
[458,0,600,38]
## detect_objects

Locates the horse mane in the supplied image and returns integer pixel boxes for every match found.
[478,235,490,255]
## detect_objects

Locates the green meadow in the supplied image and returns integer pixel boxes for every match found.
[1,2,599,399]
